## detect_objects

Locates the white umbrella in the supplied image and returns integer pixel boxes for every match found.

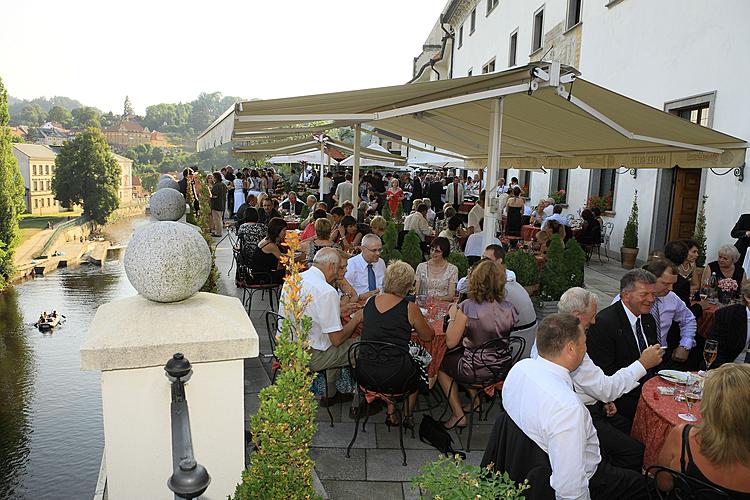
[267,149,338,165]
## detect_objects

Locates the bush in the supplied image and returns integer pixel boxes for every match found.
[401,230,423,271]
[382,203,392,221]
[233,232,317,499]
[622,191,639,249]
[412,455,529,500]
[540,235,567,301]
[693,194,708,267]
[548,189,566,205]
[448,252,469,279]
[381,221,399,264]
[197,180,218,293]
[395,202,404,221]
[564,238,586,288]
[504,249,539,286]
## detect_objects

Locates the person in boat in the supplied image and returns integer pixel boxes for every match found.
[51,310,57,318]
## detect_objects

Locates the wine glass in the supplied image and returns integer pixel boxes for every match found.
[703,339,718,371]
[679,379,702,422]
[698,286,709,303]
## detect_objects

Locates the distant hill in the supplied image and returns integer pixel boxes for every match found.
[9,95,91,115]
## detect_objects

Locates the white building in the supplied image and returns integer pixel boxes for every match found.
[112,153,134,204]
[12,143,62,215]
[413,0,750,262]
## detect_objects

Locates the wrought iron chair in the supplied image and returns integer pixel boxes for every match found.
[346,341,420,466]
[234,240,282,316]
[645,465,730,500]
[602,221,615,261]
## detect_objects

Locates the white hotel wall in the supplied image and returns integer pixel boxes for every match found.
[579,0,750,260]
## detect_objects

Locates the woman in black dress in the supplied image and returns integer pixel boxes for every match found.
[360,260,434,427]
[249,217,287,285]
[701,244,747,294]
[576,208,601,246]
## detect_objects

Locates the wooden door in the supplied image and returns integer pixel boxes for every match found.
[668,168,702,241]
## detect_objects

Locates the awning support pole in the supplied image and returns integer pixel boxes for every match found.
[352,125,362,216]
[483,98,504,249]
[319,140,325,200]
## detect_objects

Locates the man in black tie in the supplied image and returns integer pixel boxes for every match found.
[587,269,661,422]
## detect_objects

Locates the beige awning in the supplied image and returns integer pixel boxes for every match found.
[197,62,746,170]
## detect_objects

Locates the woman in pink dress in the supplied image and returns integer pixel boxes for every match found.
[386,178,404,217]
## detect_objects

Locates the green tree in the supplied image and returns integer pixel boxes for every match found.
[540,235,567,301]
[622,190,639,248]
[99,111,118,128]
[692,195,708,267]
[52,128,121,224]
[401,230,423,271]
[0,77,27,286]
[71,106,101,129]
[47,105,73,127]
[17,104,46,126]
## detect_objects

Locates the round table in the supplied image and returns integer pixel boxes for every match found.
[696,302,719,338]
[631,376,703,468]
[521,224,541,241]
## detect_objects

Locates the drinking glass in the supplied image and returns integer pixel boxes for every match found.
[679,380,702,422]
[698,287,709,303]
[673,380,687,402]
[703,339,718,371]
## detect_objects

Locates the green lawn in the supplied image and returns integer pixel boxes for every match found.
[17,211,82,244]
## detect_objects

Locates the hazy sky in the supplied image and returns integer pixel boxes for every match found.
[1,0,443,114]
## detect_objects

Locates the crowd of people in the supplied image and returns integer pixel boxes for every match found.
[186,163,750,499]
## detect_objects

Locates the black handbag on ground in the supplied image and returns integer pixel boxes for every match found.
[418,414,466,459]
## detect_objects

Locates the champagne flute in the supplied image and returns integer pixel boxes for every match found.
[703,339,718,371]
[699,287,708,303]
[679,380,702,422]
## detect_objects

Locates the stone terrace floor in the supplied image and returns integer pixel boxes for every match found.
[213,234,627,499]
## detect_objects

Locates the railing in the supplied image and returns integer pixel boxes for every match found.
[164,353,211,500]
[37,216,87,257]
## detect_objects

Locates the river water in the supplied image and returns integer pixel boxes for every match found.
[0,216,148,499]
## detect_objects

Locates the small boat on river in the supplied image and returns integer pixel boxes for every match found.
[35,314,62,332]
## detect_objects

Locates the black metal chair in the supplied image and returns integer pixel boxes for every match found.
[442,336,526,452]
[346,340,420,466]
[645,465,730,500]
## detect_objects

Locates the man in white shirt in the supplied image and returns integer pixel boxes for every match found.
[422,198,437,225]
[496,177,508,195]
[504,314,648,500]
[541,205,570,230]
[345,234,385,295]
[281,248,363,404]
[467,190,485,233]
[464,218,500,259]
[445,176,464,212]
[334,173,353,206]
[542,197,556,219]
[403,203,432,241]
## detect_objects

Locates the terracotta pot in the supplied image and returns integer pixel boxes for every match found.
[523,283,539,296]
[620,247,639,269]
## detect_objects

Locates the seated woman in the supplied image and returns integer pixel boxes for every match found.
[237,208,267,260]
[249,217,288,285]
[592,207,605,231]
[360,260,434,427]
[369,215,388,239]
[299,208,328,241]
[439,206,458,232]
[338,215,363,253]
[438,215,466,253]
[665,240,697,309]
[655,363,750,498]
[536,220,566,253]
[576,208,602,246]
[701,244,747,292]
[415,237,459,301]
[529,201,546,226]
[437,260,517,430]
[307,217,336,264]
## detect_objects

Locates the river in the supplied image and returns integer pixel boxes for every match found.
[0,215,148,500]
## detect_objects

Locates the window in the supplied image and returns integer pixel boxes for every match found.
[566,0,582,30]
[518,170,532,193]
[45,165,49,175]
[34,199,38,209]
[549,169,569,202]
[589,169,617,207]
[486,0,499,15]
[482,58,496,74]
[467,68,473,77]
[33,165,37,175]
[665,92,715,128]
[470,8,476,34]
[532,7,544,52]
[673,103,710,127]
[458,25,463,48]
[46,180,51,191]
[508,30,518,66]
[47,198,51,207]
[33,180,38,191]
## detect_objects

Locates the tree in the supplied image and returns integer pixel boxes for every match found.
[71,107,101,129]
[47,106,73,127]
[0,77,27,286]
[123,96,134,117]
[693,195,708,267]
[17,104,46,126]
[622,190,639,249]
[53,128,121,224]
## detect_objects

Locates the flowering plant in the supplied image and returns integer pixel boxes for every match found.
[717,278,738,293]
[520,183,529,198]
[587,191,614,211]
[549,189,566,205]
[412,455,529,499]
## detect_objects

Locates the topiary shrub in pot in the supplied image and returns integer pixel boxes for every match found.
[448,251,469,279]
[564,238,586,288]
[621,190,639,269]
[401,230,424,271]
[538,235,566,315]
[504,249,540,295]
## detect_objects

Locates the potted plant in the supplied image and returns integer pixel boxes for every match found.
[538,235,566,315]
[504,249,540,295]
[402,230,424,271]
[692,194,708,273]
[549,189,566,205]
[564,238,586,288]
[381,222,402,264]
[620,190,639,269]
[586,191,614,213]
[448,251,469,279]
[412,455,529,500]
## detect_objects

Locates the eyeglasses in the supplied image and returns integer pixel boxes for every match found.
[364,247,383,253]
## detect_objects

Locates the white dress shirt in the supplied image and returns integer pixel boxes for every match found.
[541,213,570,229]
[280,266,342,351]
[467,204,485,232]
[404,212,432,240]
[543,204,555,219]
[345,253,385,295]
[335,181,353,204]
[503,357,601,500]
[464,231,500,257]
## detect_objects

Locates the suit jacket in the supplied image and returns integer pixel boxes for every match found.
[445,182,464,205]
[587,301,658,378]
[708,303,748,367]
[731,214,750,262]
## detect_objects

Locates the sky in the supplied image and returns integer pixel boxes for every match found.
[1,0,444,114]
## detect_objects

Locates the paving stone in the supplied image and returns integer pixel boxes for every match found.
[366,449,444,482]
[311,447,366,481]
[316,404,342,425]
[402,481,422,500]
[321,480,403,500]
[313,422,376,449]
[374,423,433,450]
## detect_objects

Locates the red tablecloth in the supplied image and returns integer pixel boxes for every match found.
[521,225,540,241]
[286,221,300,230]
[696,302,719,338]
[459,202,475,214]
[631,376,703,468]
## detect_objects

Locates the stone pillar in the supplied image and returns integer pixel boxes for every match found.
[81,186,258,500]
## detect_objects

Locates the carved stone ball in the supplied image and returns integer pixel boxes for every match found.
[157,177,180,191]
[160,174,175,181]
[124,221,211,303]
[149,188,186,221]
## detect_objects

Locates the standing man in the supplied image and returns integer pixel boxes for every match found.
[445,176,464,213]
[731,213,750,274]
[587,269,660,421]
[333,174,353,206]
[467,190,485,233]
[178,167,199,213]
[209,171,226,237]
[345,234,386,296]
[321,172,334,208]
[503,314,648,499]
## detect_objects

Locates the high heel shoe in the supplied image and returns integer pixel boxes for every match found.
[442,415,467,432]
[385,413,401,429]
[402,415,415,438]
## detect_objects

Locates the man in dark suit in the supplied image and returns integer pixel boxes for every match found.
[587,269,661,422]
[177,167,199,213]
[708,280,750,367]
[732,213,750,263]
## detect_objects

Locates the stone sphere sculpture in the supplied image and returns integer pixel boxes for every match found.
[157,177,180,192]
[160,174,175,181]
[124,221,211,303]
[149,188,186,221]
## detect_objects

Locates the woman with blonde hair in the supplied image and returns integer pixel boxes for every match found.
[437,260,517,430]
[307,217,336,264]
[360,260,434,428]
[656,363,750,497]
